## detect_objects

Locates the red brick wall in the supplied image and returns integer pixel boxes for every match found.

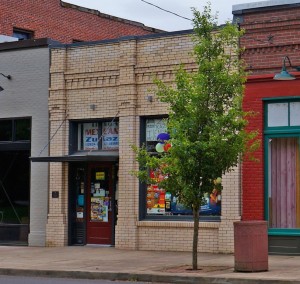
[242,79,264,220]
[239,6,300,75]
[243,76,300,220]
[0,0,159,43]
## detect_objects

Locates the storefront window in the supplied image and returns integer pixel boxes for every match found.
[145,118,167,152]
[0,120,12,141]
[265,99,300,232]
[268,103,288,127]
[0,118,31,142]
[146,168,221,217]
[142,117,221,218]
[268,137,300,229]
[15,119,31,141]
[267,101,300,128]
[77,121,119,151]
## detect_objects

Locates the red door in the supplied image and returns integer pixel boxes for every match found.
[87,164,113,245]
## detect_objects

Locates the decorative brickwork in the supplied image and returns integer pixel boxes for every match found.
[236,5,300,75]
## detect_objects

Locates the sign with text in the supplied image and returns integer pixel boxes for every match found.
[102,122,119,150]
[96,172,105,180]
[83,123,99,150]
[146,119,167,141]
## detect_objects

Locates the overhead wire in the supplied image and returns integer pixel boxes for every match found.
[37,114,68,157]
[140,0,192,21]
[139,0,278,46]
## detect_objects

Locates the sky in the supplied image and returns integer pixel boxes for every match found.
[65,0,266,31]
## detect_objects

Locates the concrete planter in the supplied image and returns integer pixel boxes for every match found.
[234,221,268,272]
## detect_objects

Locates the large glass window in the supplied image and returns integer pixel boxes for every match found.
[0,119,31,142]
[268,137,300,229]
[141,117,221,219]
[267,101,300,128]
[265,99,300,232]
[0,120,12,141]
[145,119,167,152]
[268,103,288,127]
[76,121,119,151]
[15,119,31,141]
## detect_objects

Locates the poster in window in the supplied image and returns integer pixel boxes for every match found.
[96,172,105,180]
[102,122,119,150]
[146,119,167,141]
[146,119,167,152]
[146,184,166,214]
[146,168,221,216]
[83,123,99,150]
[90,197,108,222]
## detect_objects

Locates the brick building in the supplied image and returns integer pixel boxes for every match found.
[0,1,160,247]
[0,0,161,43]
[233,0,300,254]
[34,31,241,253]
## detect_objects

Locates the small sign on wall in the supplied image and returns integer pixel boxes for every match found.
[96,172,105,180]
[52,191,59,198]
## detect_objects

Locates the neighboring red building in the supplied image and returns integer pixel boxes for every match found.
[0,0,161,43]
[233,0,300,254]
[234,0,300,75]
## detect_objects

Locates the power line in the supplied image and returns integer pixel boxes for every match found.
[140,0,192,21]
[38,114,68,157]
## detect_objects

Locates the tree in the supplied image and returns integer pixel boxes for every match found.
[132,4,258,270]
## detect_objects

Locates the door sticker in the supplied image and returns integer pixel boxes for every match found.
[96,172,105,180]
[90,197,108,222]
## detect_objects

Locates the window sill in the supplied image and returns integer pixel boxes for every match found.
[137,220,220,229]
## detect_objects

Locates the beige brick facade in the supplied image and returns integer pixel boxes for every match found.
[47,31,241,253]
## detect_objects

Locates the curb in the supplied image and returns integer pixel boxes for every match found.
[0,268,299,284]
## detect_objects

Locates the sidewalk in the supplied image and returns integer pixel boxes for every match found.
[0,246,300,283]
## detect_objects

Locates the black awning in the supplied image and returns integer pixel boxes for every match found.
[30,151,119,162]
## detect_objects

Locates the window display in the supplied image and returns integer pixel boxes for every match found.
[144,117,221,217]
[146,168,221,216]
[77,121,119,151]
[146,118,167,152]
[102,122,119,150]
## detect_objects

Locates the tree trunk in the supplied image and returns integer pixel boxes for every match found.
[192,205,200,270]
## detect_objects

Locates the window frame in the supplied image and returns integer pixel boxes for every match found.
[12,28,34,40]
[264,97,300,134]
[0,118,31,142]
[264,97,300,236]
[139,115,221,222]
[69,119,119,154]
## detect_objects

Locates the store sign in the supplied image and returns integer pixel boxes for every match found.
[96,172,105,180]
[83,123,99,150]
[102,122,119,150]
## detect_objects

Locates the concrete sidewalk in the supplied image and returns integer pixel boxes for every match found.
[0,246,299,283]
